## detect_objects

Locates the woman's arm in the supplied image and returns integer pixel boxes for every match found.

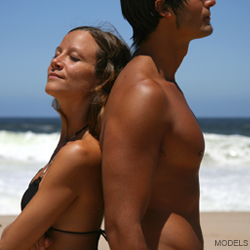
[1,224,12,240]
[1,224,51,250]
[29,236,52,250]
[0,140,98,250]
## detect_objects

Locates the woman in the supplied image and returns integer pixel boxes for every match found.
[0,26,131,250]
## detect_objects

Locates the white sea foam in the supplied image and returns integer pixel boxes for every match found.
[199,165,250,211]
[202,133,250,167]
[0,131,249,214]
[1,131,249,166]
[0,130,59,162]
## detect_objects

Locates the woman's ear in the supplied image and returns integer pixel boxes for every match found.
[155,0,171,17]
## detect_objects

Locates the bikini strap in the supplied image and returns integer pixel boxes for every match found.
[40,155,57,178]
[49,227,107,240]
[100,229,107,241]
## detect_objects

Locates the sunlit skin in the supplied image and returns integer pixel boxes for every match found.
[100,0,216,249]
[46,31,100,115]
[175,0,215,40]
[0,31,104,250]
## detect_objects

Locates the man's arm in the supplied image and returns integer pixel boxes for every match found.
[101,78,168,249]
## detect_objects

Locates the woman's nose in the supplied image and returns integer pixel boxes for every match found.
[50,56,63,70]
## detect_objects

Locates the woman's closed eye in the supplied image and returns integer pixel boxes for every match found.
[70,55,80,62]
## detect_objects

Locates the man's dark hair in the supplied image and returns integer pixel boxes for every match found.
[120,0,187,50]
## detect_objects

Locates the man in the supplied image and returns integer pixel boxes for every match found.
[100,0,216,249]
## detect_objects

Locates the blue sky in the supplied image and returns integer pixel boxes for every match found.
[0,0,249,118]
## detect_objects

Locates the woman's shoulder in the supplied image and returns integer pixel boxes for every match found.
[39,132,101,194]
[55,132,101,171]
[67,131,100,154]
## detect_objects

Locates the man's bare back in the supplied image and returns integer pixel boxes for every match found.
[101,0,216,249]
[101,55,204,249]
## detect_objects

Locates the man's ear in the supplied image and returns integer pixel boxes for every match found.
[155,0,171,17]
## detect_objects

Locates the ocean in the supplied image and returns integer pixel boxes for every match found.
[0,117,250,215]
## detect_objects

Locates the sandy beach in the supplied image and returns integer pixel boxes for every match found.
[1,212,249,250]
[200,212,250,250]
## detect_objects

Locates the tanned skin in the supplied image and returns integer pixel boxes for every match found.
[0,31,103,250]
[100,0,216,249]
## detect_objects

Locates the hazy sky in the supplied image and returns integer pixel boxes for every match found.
[1,0,249,118]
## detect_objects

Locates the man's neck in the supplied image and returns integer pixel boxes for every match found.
[135,22,190,83]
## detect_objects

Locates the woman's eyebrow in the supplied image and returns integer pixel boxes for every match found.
[55,46,62,52]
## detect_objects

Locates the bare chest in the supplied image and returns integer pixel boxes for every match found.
[160,88,205,169]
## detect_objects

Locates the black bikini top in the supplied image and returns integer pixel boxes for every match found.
[21,167,106,239]
[21,171,42,211]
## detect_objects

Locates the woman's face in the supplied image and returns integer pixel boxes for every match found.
[46,30,100,100]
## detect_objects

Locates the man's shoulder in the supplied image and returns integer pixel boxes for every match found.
[119,55,158,81]
[115,56,165,98]
[107,69,168,120]
[104,55,172,126]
